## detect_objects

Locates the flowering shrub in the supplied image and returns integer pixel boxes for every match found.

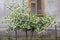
[3,0,56,32]
[3,0,56,40]
[36,15,56,33]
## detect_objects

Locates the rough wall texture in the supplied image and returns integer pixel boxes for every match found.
[44,0,60,27]
[45,0,60,23]
[0,0,60,29]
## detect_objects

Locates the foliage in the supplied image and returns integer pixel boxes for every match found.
[3,0,56,33]
[4,0,30,31]
[35,15,56,33]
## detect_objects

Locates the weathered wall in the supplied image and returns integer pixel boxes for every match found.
[45,0,60,23]
[44,0,60,27]
[0,0,60,30]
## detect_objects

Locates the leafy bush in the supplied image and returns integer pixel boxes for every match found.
[3,0,56,40]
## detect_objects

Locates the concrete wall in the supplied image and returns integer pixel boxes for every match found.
[0,0,60,29]
[45,0,60,23]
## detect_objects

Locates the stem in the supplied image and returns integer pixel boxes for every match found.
[31,30,34,40]
[25,30,28,40]
[40,36,43,40]
[15,30,17,40]
[39,32,43,40]
[8,31,11,40]
[55,25,57,40]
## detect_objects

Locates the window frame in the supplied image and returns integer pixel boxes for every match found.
[28,0,44,16]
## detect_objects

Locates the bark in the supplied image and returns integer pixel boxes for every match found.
[8,31,12,40]
[15,30,17,40]
[31,30,34,40]
[55,25,57,40]
[25,31,28,40]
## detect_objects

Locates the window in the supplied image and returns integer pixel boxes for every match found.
[28,0,44,16]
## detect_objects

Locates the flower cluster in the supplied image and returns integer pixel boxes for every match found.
[3,0,56,33]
